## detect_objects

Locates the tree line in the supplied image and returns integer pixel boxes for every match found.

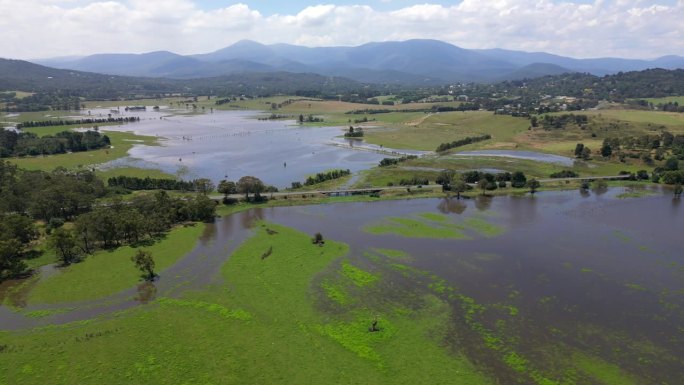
[290,169,351,189]
[108,176,205,192]
[379,155,418,167]
[436,134,492,153]
[16,117,139,129]
[0,129,110,157]
[0,160,216,280]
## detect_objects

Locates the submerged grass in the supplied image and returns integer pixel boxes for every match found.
[0,222,492,384]
[365,216,469,239]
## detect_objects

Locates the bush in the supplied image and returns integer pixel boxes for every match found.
[222,197,238,205]
[549,170,579,178]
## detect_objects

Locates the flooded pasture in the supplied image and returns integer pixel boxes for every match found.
[453,150,577,166]
[1,187,682,383]
[94,108,389,187]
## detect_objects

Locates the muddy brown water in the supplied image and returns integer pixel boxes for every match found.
[1,187,682,382]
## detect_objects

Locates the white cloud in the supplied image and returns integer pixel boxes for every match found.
[1,0,682,60]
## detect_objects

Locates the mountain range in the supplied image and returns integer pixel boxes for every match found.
[30,39,684,85]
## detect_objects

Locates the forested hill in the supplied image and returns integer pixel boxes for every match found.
[0,58,373,111]
[484,69,684,100]
[0,58,180,98]
[0,59,366,99]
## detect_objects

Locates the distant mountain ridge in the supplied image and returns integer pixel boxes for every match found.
[28,39,684,85]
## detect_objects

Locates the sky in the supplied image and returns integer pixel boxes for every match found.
[0,0,682,60]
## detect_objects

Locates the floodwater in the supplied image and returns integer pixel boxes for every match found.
[454,149,577,166]
[1,188,682,383]
[94,107,389,187]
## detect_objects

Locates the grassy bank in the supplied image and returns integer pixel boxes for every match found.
[9,131,157,172]
[0,222,492,384]
[26,223,205,304]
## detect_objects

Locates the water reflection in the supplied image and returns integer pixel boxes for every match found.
[437,197,467,215]
[135,281,157,304]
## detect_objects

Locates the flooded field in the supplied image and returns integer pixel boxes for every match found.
[94,108,388,187]
[2,187,682,383]
[453,150,577,166]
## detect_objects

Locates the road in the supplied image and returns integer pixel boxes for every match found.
[209,174,632,200]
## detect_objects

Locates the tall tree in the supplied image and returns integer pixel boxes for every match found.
[48,227,80,265]
[237,176,265,201]
[527,178,541,194]
[131,249,156,281]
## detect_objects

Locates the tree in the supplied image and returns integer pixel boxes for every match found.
[478,177,488,196]
[527,178,541,194]
[665,156,680,171]
[511,171,527,188]
[298,114,304,124]
[451,179,468,199]
[0,239,26,280]
[581,146,592,160]
[48,227,80,265]
[436,169,456,187]
[131,249,156,281]
[237,176,265,201]
[600,143,612,158]
[674,183,683,198]
[217,180,237,198]
[574,143,585,158]
[194,178,215,195]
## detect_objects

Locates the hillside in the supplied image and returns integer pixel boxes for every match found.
[33,39,684,84]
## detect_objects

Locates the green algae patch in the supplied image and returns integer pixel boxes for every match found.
[342,262,379,287]
[364,217,468,239]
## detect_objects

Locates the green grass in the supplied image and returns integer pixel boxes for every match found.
[363,111,529,151]
[19,122,128,138]
[9,131,157,171]
[95,167,177,180]
[322,281,351,304]
[0,222,492,384]
[573,353,638,385]
[372,248,409,259]
[641,96,684,105]
[341,262,379,287]
[463,217,505,237]
[365,216,469,239]
[26,224,205,304]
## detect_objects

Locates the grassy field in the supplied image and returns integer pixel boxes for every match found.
[363,111,530,151]
[0,222,492,384]
[9,130,158,172]
[641,96,684,105]
[26,224,205,304]
[95,167,177,181]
